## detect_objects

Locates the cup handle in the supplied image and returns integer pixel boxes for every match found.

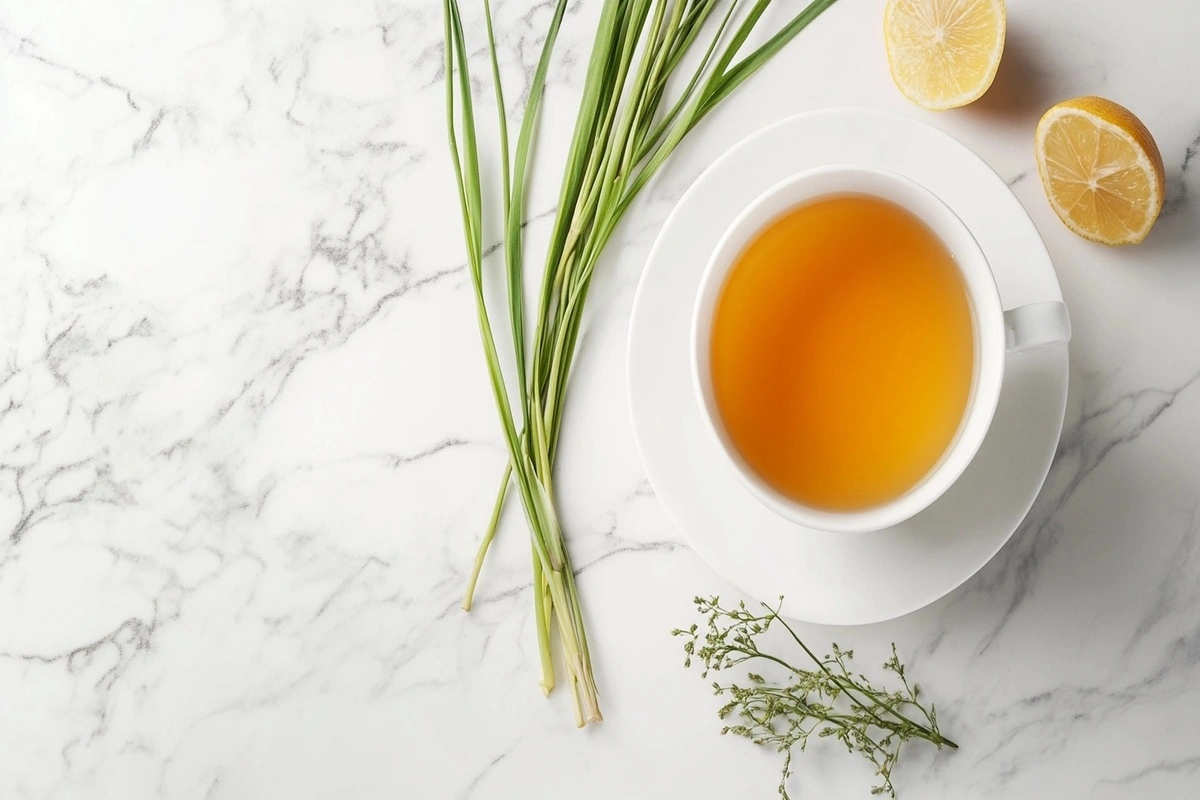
[1004,301,1072,352]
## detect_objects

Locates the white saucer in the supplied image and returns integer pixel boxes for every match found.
[627,108,1069,626]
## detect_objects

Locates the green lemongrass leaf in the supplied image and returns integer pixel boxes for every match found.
[616,0,681,179]
[481,0,511,207]
[527,451,602,723]
[461,463,511,611]
[537,0,652,312]
[634,0,712,145]
[636,0,739,160]
[504,0,571,416]
[543,23,643,303]
[543,0,653,364]
[444,1,563,569]
[539,3,661,381]
[531,551,555,694]
[556,536,593,669]
[706,0,771,86]
[528,462,566,572]
[659,0,721,79]
[536,4,733,402]
[532,0,623,367]
[480,0,526,415]
[589,0,657,226]
[446,2,484,255]
[446,0,842,729]
[628,0,840,211]
[543,279,591,447]
[559,3,670,305]
[441,6,480,267]
[703,0,842,114]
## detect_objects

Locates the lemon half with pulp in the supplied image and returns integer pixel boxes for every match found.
[884,0,1006,111]
[1035,96,1165,246]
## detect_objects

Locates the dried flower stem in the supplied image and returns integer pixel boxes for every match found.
[675,597,957,798]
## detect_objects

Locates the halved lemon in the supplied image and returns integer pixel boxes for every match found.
[1035,97,1165,246]
[884,0,1006,111]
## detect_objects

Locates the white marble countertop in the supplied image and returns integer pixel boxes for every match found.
[4,1,1200,798]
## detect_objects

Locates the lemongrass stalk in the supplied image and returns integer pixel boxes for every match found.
[531,551,555,694]
[627,0,843,205]
[459,0,623,612]
[565,0,659,287]
[539,5,667,419]
[481,1,511,208]
[636,2,736,159]
[622,0,684,171]
[444,0,600,723]
[463,0,624,609]
[448,0,842,728]
[531,0,625,373]
[490,0,571,694]
[499,0,570,418]
[541,36,638,372]
[461,464,509,611]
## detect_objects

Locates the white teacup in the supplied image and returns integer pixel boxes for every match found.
[691,165,1071,533]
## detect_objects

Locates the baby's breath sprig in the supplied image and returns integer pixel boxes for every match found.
[674,597,957,798]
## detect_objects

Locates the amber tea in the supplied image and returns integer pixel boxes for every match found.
[709,194,975,511]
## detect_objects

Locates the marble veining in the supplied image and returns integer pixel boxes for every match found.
[3,1,1200,798]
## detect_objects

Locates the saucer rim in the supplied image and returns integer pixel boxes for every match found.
[626,106,1069,626]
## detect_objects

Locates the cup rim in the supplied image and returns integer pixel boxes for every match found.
[690,164,1007,534]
